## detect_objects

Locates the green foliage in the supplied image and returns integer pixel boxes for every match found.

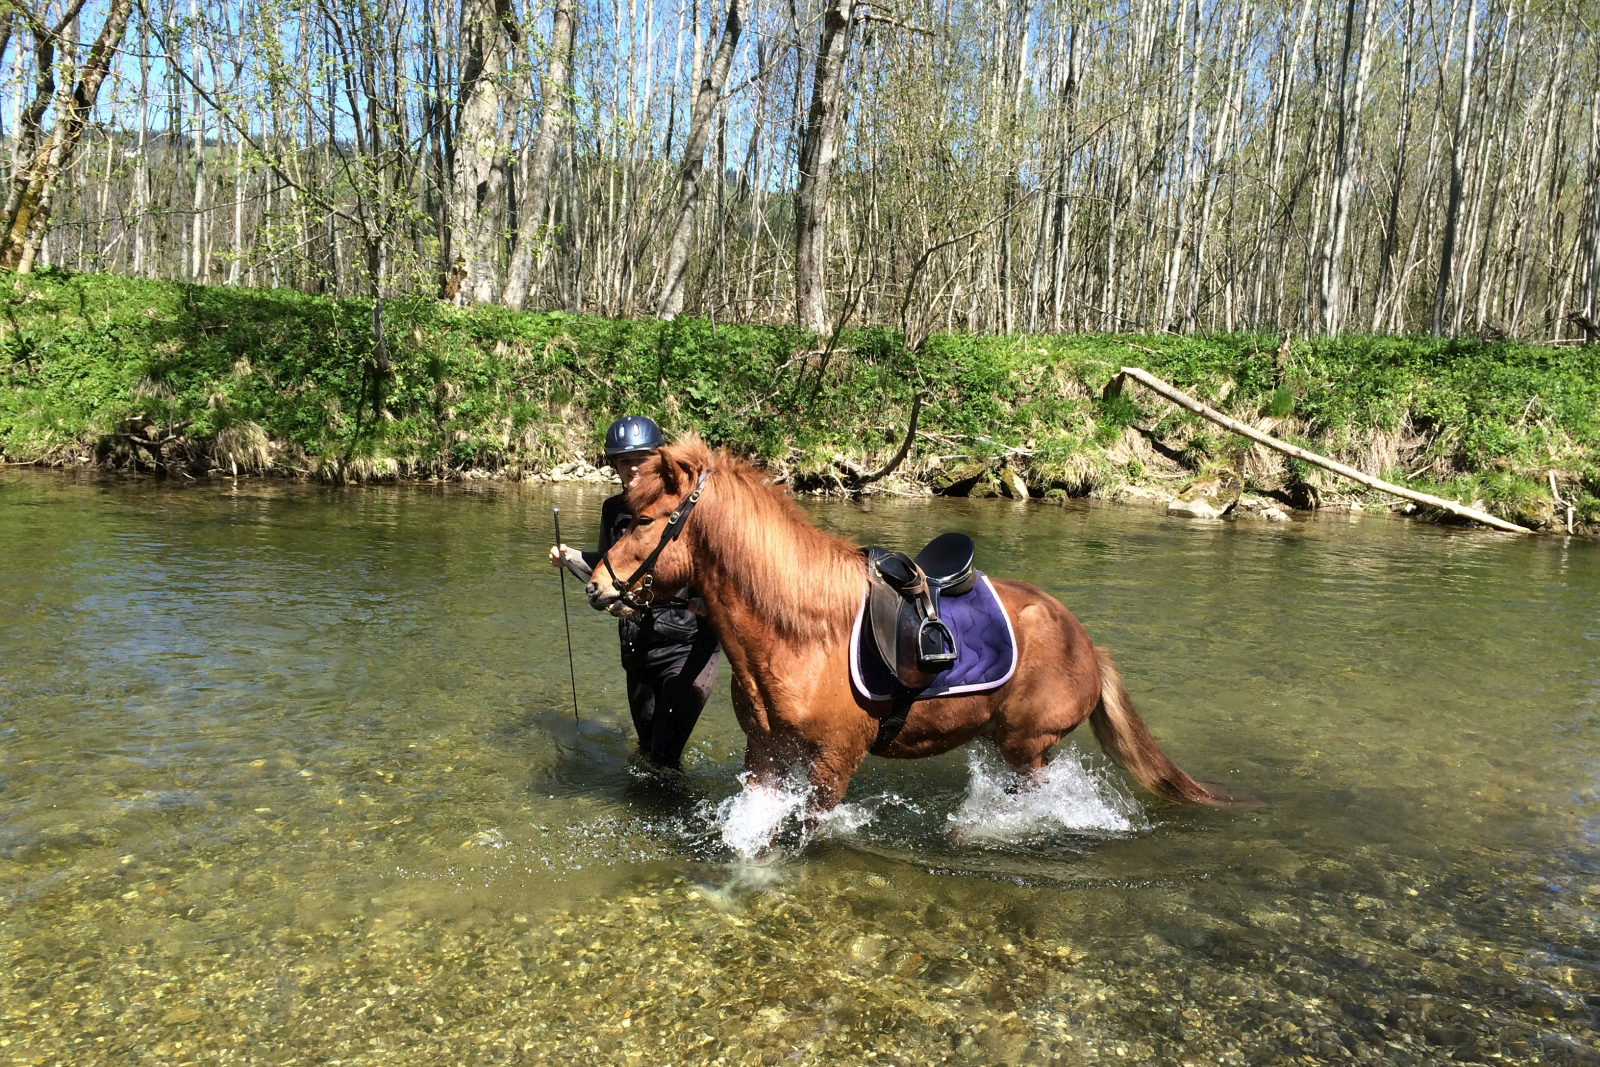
[2,272,1596,520]
[1096,391,1139,434]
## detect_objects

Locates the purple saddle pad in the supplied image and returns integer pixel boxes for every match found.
[849,573,1018,702]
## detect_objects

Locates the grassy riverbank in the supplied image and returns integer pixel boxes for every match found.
[3,270,1597,530]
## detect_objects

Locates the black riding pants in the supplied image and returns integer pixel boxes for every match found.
[624,632,720,769]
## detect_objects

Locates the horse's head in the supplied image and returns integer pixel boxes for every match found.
[586,436,713,615]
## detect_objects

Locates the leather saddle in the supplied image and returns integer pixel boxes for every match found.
[862,532,978,689]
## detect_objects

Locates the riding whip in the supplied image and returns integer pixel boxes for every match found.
[551,506,580,724]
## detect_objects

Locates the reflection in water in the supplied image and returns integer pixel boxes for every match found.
[1,470,1596,1065]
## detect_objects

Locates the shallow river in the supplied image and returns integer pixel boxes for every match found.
[1,470,1597,1066]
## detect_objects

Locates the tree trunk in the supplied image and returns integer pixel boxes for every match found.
[656,0,743,319]
[1585,84,1600,326]
[502,0,576,310]
[1318,0,1375,335]
[1433,0,1480,336]
[133,16,148,278]
[1371,0,1415,331]
[1159,0,1199,331]
[794,0,855,335]
[449,0,516,305]
[1114,367,1531,532]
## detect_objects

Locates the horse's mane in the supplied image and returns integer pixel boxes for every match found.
[628,436,862,642]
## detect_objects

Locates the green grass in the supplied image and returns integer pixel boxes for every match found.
[3,270,1597,527]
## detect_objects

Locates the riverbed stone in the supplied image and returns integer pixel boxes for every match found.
[999,467,1030,500]
[1504,494,1558,530]
[929,460,992,496]
[1234,497,1290,521]
[1168,496,1225,519]
[1168,465,1242,518]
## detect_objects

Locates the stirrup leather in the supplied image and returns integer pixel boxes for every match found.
[863,547,957,688]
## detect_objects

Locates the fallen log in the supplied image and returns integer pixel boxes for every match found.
[1111,366,1532,535]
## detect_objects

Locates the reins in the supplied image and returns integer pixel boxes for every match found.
[600,468,710,610]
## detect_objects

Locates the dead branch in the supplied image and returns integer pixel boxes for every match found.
[859,391,925,483]
[1548,472,1576,535]
[831,390,926,490]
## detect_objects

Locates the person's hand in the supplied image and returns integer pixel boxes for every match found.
[548,543,573,568]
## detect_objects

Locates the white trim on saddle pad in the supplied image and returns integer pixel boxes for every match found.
[848,574,1019,702]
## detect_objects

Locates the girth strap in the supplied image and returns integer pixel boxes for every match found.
[870,694,916,755]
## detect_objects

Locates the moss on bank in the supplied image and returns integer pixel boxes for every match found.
[3,270,1598,530]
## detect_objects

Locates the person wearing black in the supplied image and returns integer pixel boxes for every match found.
[547,416,720,769]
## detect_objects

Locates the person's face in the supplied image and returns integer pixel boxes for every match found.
[612,450,654,490]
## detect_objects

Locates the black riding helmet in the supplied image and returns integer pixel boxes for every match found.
[604,414,664,456]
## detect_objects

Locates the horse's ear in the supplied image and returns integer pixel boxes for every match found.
[666,451,699,496]
[656,435,707,496]
[654,450,681,495]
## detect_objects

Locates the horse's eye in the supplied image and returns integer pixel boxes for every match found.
[636,517,654,527]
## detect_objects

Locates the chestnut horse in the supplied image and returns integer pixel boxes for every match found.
[586,436,1233,815]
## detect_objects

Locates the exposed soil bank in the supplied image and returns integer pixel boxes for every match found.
[3,270,1597,532]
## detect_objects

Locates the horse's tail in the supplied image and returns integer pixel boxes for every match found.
[1090,647,1236,806]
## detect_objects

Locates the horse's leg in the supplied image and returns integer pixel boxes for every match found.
[741,740,779,779]
[996,730,1054,776]
[993,694,1064,784]
[804,740,868,813]
[987,591,1104,779]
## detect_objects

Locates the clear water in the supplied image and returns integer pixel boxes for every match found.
[1,471,1596,1065]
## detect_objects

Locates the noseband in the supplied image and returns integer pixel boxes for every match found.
[599,469,710,610]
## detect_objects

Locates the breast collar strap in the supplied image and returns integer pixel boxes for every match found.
[601,468,710,609]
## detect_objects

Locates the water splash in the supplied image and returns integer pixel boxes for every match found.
[462,827,510,850]
[705,773,815,857]
[702,745,1142,858]
[703,772,890,858]
[947,744,1146,844]
[816,792,919,841]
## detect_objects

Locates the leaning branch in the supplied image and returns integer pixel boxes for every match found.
[860,391,925,483]
[832,390,926,489]
[1112,366,1532,535]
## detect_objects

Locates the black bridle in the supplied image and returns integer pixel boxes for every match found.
[599,469,710,610]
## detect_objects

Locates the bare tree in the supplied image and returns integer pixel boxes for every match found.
[0,0,135,271]
[657,0,742,318]
[502,0,575,310]
[794,0,854,335]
